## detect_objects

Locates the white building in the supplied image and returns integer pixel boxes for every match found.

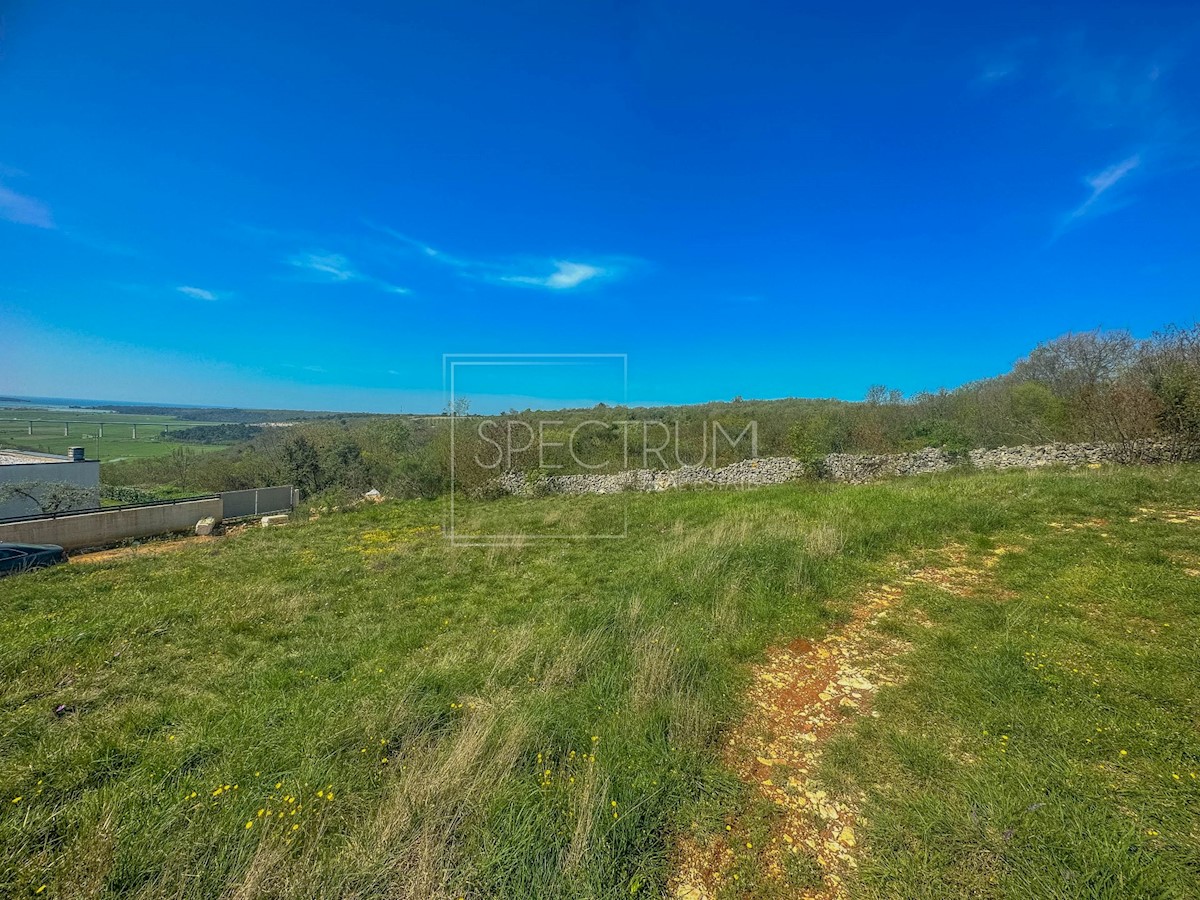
[0,448,101,521]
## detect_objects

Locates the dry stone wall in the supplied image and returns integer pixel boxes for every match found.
[495,438,1198,496]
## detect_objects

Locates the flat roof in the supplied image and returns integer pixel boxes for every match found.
[0,449,72,465]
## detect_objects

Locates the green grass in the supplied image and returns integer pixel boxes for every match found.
[1,466,1198,898]
[0,408,230,462]
[818,475,1200,899]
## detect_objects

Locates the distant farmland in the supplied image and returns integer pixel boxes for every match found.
[0,406,234,462]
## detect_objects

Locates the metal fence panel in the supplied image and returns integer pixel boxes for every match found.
[219,486,295,518]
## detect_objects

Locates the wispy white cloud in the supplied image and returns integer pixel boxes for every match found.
[979,62,1018,84]
[1064,153,1142,225]
[177,285,219,301]
[1051,43,1172,134]
[974,37,1038,90]
[289,251,358,282]
[377,229,472,269]
[288,250,409,294]
[376,227,635,291]
[974,36,1194,236]
[0,183,54,229]
[500,261,607,289]
[280,363,328,374]
[1,165,145,253]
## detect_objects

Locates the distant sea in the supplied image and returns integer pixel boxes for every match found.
[0,395,217,411]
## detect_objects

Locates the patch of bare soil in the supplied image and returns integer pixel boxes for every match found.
[669,546,1014,900]
[1165,550,1200,577]
[69,525,247,564]
[1047,517,1110,531]
[1128,507,1200,525]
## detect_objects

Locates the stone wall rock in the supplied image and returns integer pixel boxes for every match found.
[492,437,1199,496]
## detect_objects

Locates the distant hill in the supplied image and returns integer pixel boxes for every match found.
[102,405,370,424]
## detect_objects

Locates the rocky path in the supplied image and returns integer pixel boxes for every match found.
[670,546,1005,900]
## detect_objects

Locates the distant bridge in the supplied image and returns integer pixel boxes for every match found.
[1,417,237,438]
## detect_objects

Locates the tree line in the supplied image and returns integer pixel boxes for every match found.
[101,325,1200,501]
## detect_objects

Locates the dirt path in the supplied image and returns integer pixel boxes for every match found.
[670,546,1007,900]
[68,526,249,564]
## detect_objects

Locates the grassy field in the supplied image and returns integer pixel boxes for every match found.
[0,408,231,462]
[1,467,1197,898]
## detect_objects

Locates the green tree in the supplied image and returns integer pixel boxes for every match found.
[282,435,323,497]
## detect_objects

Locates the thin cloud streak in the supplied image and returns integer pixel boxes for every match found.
[500,261,607,289]
[974,37,1195,237]
[376,227,635,291]
[290,251,358,281]
[0,183,54,229]
[376,228,473,269]
[288,250,409,294]
[1065,153,1141,224]
[177,285,219,301]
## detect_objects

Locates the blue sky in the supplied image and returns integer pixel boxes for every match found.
[2,1,1198,413]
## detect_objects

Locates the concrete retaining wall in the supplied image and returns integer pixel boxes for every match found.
[0,498,223,551]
